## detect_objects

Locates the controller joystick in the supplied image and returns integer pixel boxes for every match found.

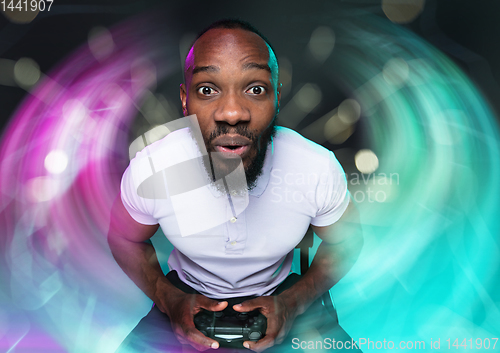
[194,305,267,348]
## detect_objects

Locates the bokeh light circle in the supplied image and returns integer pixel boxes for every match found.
[354,149,379,174]
[44,150,69,174]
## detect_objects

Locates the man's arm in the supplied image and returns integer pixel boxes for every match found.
[279,199,363,315]
[234,199,363,352]
[107,193,227,351]
[107,192,162,300]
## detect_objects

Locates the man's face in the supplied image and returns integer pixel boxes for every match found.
[180,28,280,189]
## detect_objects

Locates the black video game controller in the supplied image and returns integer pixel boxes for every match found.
[194,306,267,348]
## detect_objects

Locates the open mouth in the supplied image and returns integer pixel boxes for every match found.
[211,134,253,157]
[214,145,250,156]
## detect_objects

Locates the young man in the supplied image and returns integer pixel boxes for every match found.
[109,19,363,352]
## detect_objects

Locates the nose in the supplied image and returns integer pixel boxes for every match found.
[214,92,250,125]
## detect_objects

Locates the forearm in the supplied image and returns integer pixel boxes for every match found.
[108,234,184,314]
[278,233,363,315]
[108,231,228,351]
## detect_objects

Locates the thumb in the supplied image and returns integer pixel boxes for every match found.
[200,298,228,312]
[233,298,262,312]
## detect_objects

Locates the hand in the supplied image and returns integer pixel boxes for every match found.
[233,295,299,352]
[161,291,228,351]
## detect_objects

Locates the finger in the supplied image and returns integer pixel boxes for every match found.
[199,299,228,312]
[184,327,220,351]
[195,294,228,311]
[175,334,188,345]
[212,300,228,311]
[272,322,288,345]
[243,336,276,353]
[243,312,282,351]
[173,317,220,351]
[233,297,265,312]
[274,330,286,345]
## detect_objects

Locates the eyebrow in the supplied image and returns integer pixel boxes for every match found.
[242,62,271,73]
[192,65,219,75]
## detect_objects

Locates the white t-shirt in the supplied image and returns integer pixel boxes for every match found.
[121,126,349,298]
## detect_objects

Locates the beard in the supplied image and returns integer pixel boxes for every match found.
[200,116,278,193]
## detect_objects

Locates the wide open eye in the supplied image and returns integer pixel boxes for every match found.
[246,86,266,95]
[197,86,218,96]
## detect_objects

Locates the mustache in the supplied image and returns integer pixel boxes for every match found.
[206,124,258,145]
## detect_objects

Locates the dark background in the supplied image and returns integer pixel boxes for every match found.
[1,0,499,142]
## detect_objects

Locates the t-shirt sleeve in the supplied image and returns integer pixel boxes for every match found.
[310,151,350,227]
[120,164,158,225]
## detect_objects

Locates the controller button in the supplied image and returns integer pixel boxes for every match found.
[248,331,262,340]
[237,312,249,319]
[214,311,224,318]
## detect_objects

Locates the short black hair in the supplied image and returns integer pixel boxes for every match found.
[186,18,279,85]
[195,18,277,58]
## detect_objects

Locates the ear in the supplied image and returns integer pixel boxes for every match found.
[180,83,188,116]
